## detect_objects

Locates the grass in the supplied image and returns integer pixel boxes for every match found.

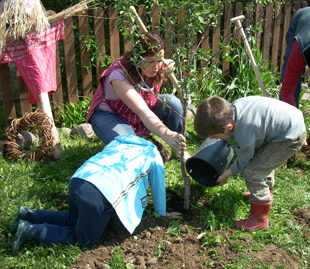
[0,100,310,268]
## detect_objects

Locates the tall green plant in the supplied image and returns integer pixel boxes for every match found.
[216,47,280,102]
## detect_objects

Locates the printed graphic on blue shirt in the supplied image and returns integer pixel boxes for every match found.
[141,195,148,208]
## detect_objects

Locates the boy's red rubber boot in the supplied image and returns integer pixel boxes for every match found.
[235,201,271,232]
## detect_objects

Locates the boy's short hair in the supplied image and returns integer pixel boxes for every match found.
[194,96,234,138]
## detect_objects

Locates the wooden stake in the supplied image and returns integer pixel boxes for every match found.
[231,15,268,97]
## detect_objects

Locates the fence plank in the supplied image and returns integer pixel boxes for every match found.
[177,8,186,48]
[245,2,254,29]
[94,7,106,84]
[222,3,232,78]
[201,11,210,70]
[109,7,120,60]
[163,9,174,59]
[151,6,161,35]
[17,71,32,114]
[271,2,282,71]
[262,3,273,61]
[254,3,263,49]
[280,3,292,71]
[234,2,243,44]
[245,2,255,65]
[78,11,93,98]
[138,5,147,31]
[64,17,79,103]
[0,63,16,124]
[51,44,64,119]
[123,12,133,53]
[212,10,222,65]
[231,2,243,78]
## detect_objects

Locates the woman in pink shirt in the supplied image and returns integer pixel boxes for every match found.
[87,32,186,157]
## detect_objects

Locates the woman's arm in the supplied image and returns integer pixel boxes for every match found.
[112,79,186,150]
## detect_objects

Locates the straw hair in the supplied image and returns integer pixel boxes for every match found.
[0,0,92,50]
[0,0,49,50]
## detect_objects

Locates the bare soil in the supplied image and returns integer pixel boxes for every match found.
[69,142,310,269]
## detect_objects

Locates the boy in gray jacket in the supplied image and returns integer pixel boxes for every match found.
[194,96,306,231]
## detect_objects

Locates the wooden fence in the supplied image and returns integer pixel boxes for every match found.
[0,1,309,125]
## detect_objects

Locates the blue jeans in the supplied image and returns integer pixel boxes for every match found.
[33,178,115,247]
[280,27,302,108]
[90,94,184,145]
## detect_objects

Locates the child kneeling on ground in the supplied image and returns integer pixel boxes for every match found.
[11,134,182,253]
[194,96,306,231]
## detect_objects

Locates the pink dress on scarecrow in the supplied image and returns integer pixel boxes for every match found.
[0,19,64,103]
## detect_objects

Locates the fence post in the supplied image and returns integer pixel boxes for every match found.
[0,63,16,125]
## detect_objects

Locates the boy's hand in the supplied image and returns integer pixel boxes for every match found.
[217,169,233,186]
[166,212,182,219]
[222,135,231,142]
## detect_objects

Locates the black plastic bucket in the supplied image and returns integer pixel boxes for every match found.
[186,138,234,187]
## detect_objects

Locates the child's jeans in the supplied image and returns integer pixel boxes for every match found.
[33,178,115,247]
[243,130,306,202]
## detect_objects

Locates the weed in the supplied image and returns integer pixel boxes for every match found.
[109,247,134,269]
[155,242,164,258]
[198,233,222,247]
[167,220,183,237]
[55,98,91,129]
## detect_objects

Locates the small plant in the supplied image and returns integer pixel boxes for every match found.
[167,220,183,237]
[55,98,91,128]
[155,242,164,258]
[109,248,129,269]
[198,233,222,247]
[203,210,217,232]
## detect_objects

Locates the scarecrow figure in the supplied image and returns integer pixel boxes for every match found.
[0,0,64,159]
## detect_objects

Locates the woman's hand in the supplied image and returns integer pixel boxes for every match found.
[166,212,182,219]
[112,80,186,149]
[163,59,175,72]
[165,130,186,151]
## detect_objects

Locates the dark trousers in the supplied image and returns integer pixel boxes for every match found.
[33,178,115,247]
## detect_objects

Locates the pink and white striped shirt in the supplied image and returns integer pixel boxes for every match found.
[86,60,163,135]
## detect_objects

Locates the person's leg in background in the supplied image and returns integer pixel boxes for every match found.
[281,28,303,107]
[152,94,184,134]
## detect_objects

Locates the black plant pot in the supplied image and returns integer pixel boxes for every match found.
[186,138,234,187]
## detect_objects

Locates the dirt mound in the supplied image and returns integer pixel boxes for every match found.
[69,206,309,269]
